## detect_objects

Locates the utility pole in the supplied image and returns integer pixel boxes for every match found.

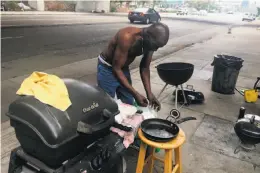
[208,0,210,12]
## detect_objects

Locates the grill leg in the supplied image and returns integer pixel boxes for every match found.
[175,86,178,109]
[180,85,188,105]
[157,83,168,99]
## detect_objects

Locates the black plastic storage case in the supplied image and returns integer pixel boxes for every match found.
[6,79,119,168]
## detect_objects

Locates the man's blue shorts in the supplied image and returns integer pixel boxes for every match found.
[97,56,134,105]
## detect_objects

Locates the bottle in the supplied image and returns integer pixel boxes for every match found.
[238,107,246,120]
[155,148,161,153]
[133,100,139,108]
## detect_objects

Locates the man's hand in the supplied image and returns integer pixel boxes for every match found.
[148,93,161,111]
[134,93,149,107]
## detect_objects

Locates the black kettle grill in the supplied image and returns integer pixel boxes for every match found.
[234,107,260,153]
[7,79,127,173]
[156,62,195,119]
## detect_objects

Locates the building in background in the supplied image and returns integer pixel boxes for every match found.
[7,0,259,14]
[110,0,156,13]
[75,0,110,13]
[27,0,156,12]
[214,0,259,14]
[17,0,111,12]
[164,0,184,8]
[241,0,259,14]
[215,0,243,13]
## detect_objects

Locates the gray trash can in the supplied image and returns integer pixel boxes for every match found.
[211,54,244,94]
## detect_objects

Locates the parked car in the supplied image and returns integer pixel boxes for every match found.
[159,8,168,12]
[1,2,7,11]
[18,2,31,11]
[128,8,161,24]
[1,5,5,11]
[189,8,199,15]
[165,8,176,13]
[242,13,256,21]
[91,9,105,13]
[177,8,188,15]
[199,10,208,16]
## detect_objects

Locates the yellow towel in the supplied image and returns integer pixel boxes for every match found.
[16,71,72,111]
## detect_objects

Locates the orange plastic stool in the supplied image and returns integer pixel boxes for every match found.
[135,128,186,173]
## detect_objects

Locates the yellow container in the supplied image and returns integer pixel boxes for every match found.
[244,89,258,103]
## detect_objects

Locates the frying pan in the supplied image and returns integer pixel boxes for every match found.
[140,115,197,142]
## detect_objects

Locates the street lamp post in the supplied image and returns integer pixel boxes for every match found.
[208,0,210,12]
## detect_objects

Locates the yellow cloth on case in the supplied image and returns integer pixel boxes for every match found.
[16,71,72,111]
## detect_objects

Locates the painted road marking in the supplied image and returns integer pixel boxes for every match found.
[1,36,24,40]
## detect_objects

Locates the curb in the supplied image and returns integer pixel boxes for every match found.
[87,13,232,25]
[104,13,260,27]
[2,12,260,28]
[241,23,260,28]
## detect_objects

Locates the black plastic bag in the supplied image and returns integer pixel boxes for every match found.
[211,54,244,70]
[211,54,244,95]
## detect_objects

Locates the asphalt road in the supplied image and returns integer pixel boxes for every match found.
[1,14,127,27]
[2,17,217,80]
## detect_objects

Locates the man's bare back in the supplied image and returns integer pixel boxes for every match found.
[97,23,169,109]
[101,26,143,67]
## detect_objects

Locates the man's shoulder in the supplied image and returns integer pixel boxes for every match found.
[119,26,140,35]
[118,27,141,41]
[120,26,139,31]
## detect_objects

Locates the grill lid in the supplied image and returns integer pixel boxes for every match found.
[7,78,119,147]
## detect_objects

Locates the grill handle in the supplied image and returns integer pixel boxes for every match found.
[77,109,115,134]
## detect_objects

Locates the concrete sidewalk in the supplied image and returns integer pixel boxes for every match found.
[1,27,260,173]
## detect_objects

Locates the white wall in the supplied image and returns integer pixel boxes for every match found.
[75,1,110,12]
[28,0,37,9]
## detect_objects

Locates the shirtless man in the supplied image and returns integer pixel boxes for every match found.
[97,23,169,110]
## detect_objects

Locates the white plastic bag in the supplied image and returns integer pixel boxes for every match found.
[138,106,158,120]
[114,99,137,123]
[115,99,137,116]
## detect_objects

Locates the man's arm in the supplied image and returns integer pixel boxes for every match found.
[112,36,139,97]
[140,51,161,110]
[140,51,153,98]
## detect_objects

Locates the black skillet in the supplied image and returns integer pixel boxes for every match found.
[140,115,197,142]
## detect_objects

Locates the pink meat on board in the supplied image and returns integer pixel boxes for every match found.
[110,114,144,148]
